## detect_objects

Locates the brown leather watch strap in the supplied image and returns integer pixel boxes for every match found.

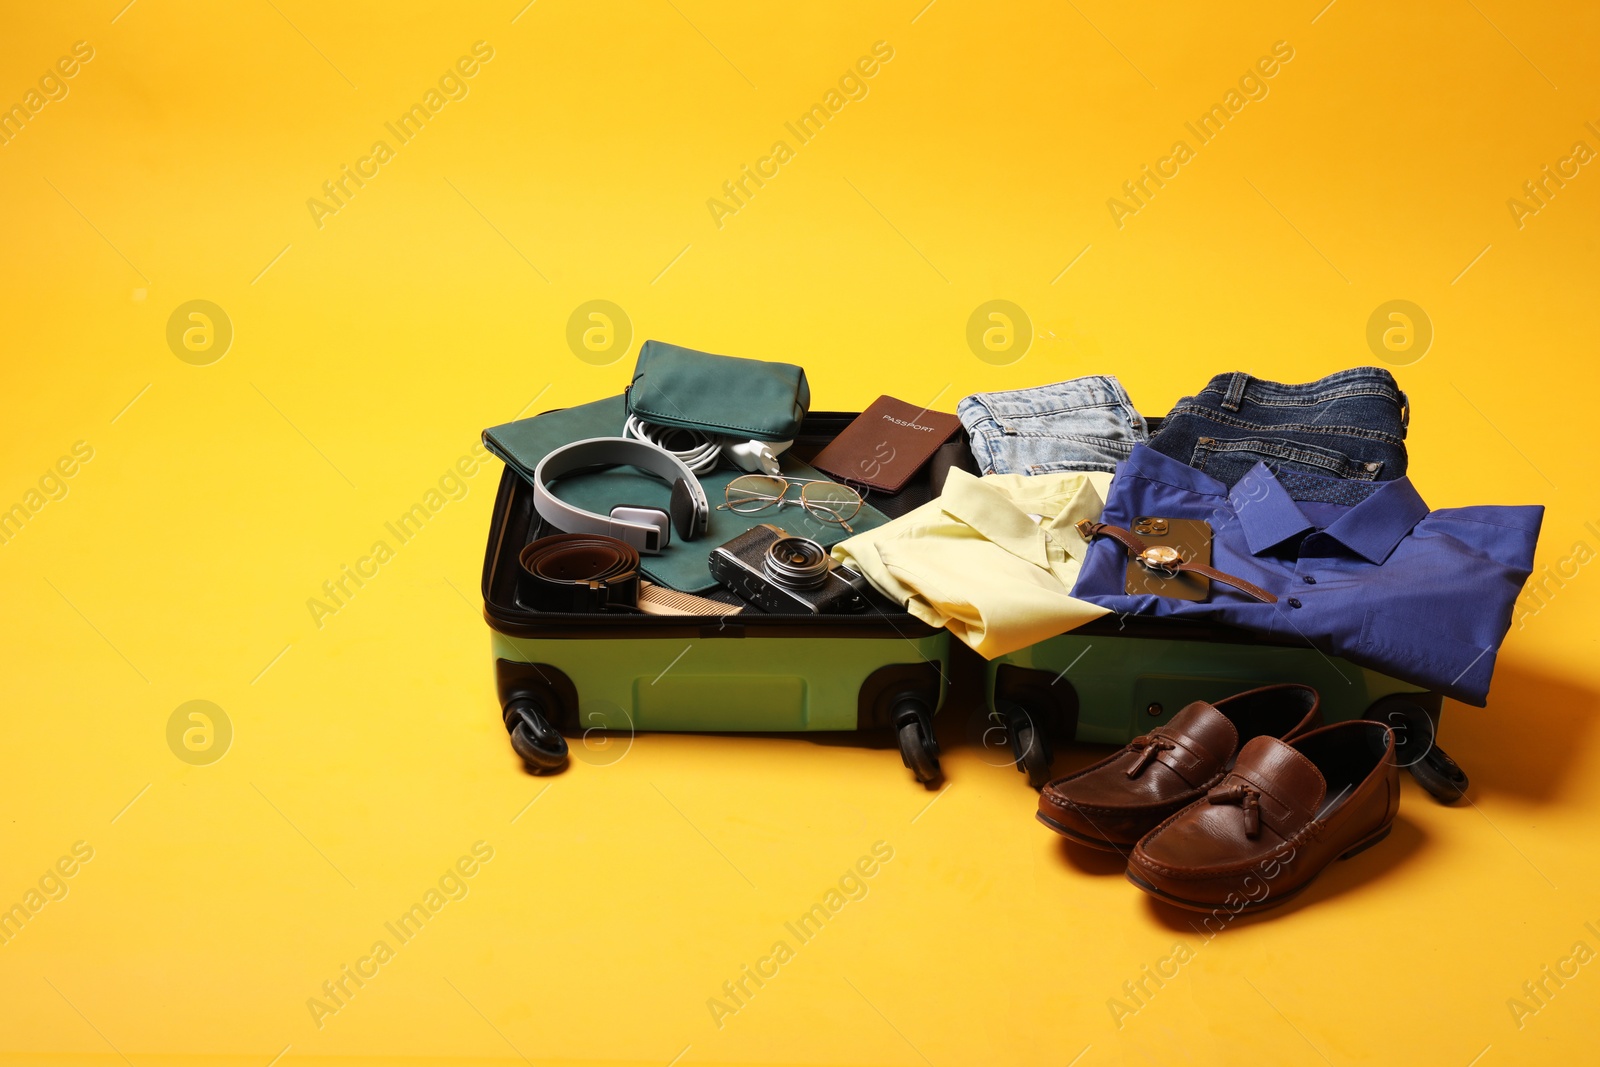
[1077,519,1147,557]
[1075,519,1278,604]
[1178,560,1278,603]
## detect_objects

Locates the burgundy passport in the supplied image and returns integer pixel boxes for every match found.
[809,395,962,494]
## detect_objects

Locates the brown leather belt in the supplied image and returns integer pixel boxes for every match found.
[1076,519,1277,604]
[519,534,641,613]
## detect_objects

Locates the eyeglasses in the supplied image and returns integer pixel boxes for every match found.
[716,475,863,533]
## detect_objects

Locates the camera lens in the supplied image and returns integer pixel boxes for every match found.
[762,536,831,589]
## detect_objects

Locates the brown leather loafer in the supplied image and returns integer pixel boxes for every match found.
[1036,684,1321,852]
[1125,720,1399,913]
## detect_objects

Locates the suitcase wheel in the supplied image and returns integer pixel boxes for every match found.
[505,698,568,772]
[893,698,942,786]
[1365,694,1468,804]
[990,665,1073,789]
[1409,744,1469,804]
[1006,707,1052,791]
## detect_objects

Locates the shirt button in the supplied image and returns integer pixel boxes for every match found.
[1287,597,1302,608]
[1302,575,1317,584]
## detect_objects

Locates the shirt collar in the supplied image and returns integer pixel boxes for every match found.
[1228,464,1316,555]
[937,468,1105,569]
[1319,477,1430,564]
[1228,462,1430,564]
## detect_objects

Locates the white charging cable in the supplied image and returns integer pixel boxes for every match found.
[624,415,795,477]
[623,415,722,474]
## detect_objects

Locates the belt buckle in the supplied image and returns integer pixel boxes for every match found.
[578,578,611,612]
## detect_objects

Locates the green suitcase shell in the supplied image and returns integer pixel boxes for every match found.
[480,412,953,784]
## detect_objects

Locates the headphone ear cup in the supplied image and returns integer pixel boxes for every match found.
[669,478,704,541]
[608,505,671,548]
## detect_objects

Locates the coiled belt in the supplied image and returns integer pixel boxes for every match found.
[519,534,641,613]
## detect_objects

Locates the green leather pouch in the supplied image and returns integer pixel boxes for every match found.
[626,340,810,442]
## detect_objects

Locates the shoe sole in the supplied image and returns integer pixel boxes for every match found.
[1124,822,1393,913]
[1035,809,1137,854]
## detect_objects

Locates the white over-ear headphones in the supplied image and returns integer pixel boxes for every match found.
[531,437,710,555]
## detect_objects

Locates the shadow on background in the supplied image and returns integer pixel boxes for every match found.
[1439,659,1597,805]
[1055,836,1136,877]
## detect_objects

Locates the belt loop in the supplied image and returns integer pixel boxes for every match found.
[1221,372,1250,412]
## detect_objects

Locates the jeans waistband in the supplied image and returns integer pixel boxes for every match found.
[1196,367,1408,427]
[960,374,1140,418]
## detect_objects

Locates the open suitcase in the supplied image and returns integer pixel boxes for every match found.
[482,408,1472,799]
[480,411,956,784]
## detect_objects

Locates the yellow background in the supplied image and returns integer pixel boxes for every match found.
[3,1,1598,1064]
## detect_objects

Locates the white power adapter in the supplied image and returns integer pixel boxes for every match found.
[723,439,792,476]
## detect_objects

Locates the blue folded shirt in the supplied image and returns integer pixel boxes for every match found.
[1070,445,1543,706]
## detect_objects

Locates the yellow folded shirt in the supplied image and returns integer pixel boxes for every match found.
[833,468,1112,658]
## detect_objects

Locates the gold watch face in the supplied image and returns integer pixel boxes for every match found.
[1140,545,1181,567]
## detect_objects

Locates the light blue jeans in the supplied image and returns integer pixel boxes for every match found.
[959,376,1148,476]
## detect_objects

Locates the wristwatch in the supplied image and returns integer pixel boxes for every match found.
[1075,519,1278,604]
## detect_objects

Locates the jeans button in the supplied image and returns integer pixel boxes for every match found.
[1302,575,1316,584]
[1287,597,1302,608]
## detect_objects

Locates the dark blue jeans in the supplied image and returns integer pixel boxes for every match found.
[1146,367,1409,488]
